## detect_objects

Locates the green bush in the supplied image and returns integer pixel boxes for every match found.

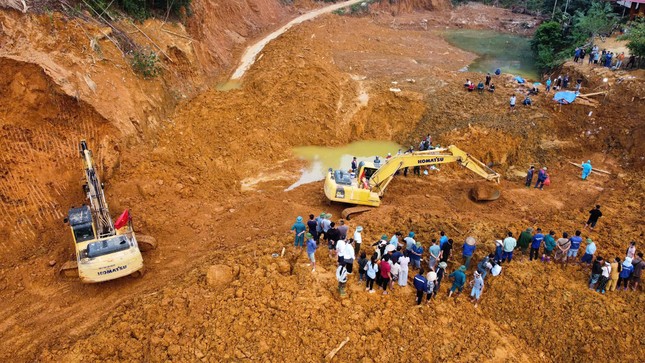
[531,1,620,71]
[619,19,645,58]
[131,49,161,79]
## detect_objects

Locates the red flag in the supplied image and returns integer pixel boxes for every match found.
[114,209,130,230]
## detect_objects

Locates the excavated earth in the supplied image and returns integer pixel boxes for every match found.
[0,1,644,362]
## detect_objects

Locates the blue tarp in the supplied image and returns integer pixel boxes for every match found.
[553,91,577,104]
[495,68,501,75]
[515,76,526,84]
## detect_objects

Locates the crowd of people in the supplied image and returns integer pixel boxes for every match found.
[464,73,496,94]
[289,210,643,306]
[574,45,636,70]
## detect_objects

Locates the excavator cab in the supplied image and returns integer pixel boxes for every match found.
[68,205,95,243]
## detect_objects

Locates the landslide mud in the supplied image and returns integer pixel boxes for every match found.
[0,2,643,362]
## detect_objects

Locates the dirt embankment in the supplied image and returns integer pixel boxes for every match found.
[1,2,644,362]
[0,0,296,252]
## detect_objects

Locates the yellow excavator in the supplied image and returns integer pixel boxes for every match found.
[60,140,155,282]
[324,145,501,218]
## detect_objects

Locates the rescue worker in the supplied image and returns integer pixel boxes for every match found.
[448,265,467,298]
[291,216,306,249]
[581,160,592,180]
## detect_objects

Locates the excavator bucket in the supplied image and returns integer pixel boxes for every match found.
[59,260,79,278]
[136,234,157,252]
[341,206,374,220]
[470,183,501,201]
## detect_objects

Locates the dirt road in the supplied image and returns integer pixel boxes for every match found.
[231,0,366,79]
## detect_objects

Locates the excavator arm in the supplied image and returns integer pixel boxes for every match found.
[368,145,499,195]
[80,140,115,238]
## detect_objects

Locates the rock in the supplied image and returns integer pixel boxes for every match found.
[48,260,57,267]
[235,289,244,298]
[276,259,290,274]
[258,340,270,354]
[168,344,180,356]
[206,265,233,289]
[194,349,204,359]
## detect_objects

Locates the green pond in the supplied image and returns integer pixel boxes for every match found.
[443,29,539,80]
[286,140,401,191]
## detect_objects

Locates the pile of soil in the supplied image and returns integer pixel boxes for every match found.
[0,2,643,361]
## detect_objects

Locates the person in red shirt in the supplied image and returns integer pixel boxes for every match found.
[380,255,392,295]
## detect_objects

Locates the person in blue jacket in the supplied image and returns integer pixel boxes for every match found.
[462,237,476,268]
[581,160,592,180]
[567,230,584,264]
[618,257,633,291]
[306,233,317,272]
[525,165,535,188]
[546,77,552,93]
[413,269,428,305]
[534,167,547,190]
[410,242,424,270]
[529,228,544,262]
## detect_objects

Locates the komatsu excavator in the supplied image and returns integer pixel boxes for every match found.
[60,140,155,283]
[324,145,501,219]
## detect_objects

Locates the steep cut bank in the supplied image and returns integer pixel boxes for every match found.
[0,57,119,263]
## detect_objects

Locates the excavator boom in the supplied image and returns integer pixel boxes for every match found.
[368,145,499,195]
[323,144,501,217]
[80,140,115,238]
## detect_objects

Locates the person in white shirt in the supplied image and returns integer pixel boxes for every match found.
[336,239,346,267]
[336,264,348,297]
[490,261,502,277]
[596,261,611,293]
[353,226,363,256]
[389,261,400,290]
[398,252,410,286]
[343,239,356,274]
[404,232,416,251]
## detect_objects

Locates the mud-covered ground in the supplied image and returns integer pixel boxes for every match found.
[0,2,644,362]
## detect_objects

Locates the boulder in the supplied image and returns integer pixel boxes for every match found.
[206,265,233,289]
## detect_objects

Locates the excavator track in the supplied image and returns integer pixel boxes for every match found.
[341,206,374,220]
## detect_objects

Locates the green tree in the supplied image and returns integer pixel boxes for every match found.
[531,21,570,69]
[571,1,618,43]
[619,19,645,57]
